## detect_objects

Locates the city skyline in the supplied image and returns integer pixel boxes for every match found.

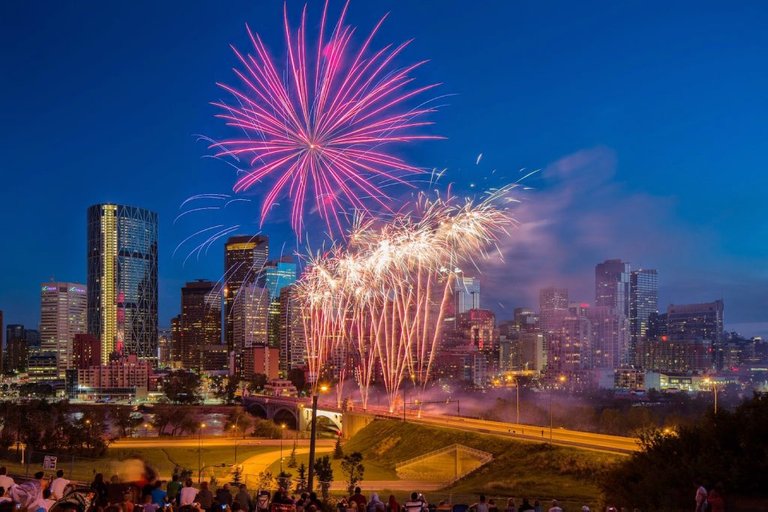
[1,1,767,337]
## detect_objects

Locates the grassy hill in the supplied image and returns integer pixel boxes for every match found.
[341,420,620,509]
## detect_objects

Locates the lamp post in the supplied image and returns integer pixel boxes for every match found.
[197,422,206,483]
[279,423,287,472]
[307,384,328,493]
[550,375,566,446]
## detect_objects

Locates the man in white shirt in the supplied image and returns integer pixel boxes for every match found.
[179,480,198,507]
[695,482,708,512]
[547,500,563,512]
[0,467,14,493]
[50,470,71,501]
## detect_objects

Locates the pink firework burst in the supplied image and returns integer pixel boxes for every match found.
[212,1,441,238]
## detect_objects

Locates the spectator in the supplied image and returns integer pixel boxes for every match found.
[307,493,322,511]
[195,483,213,512]
[123,493,136,512]
[695,482,708,512]
[90,474,109,509]
[386,495,400,512]
[0,468,14,494]
[366,494,385,512]
[50,470,71,501]
[0,487,11,504]
[403,493,424,512]
[517,499,534,512]
[547,501,562,512]
[142,494,160,512]
[469,496,488,512]
[532,501,541,512]
[255,492,269,512]
[179,480,198,508]
[234,486,251,512]
[505,499,516,512]
[167,476,182,507]
[151,482,167,508]
[349,488,366,510]
[215,485,232,509]
[707,483,725,512]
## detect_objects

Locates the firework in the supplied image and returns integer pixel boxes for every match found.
[213,1,440,237]
[296,186,518,409]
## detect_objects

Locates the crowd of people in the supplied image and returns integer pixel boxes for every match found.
[0,467,729,512]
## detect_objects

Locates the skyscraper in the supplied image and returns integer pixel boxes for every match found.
[87,204,158,365]
[629,269,658,357]
[40,282,87,378]
[586,305,628,369]
[455,276,480,314]
[595,259,630,317]
[264,258,297,349]
[4,324,28,373]
[179,280,222,371]
[224,235,269,375]
[233,283,270,379]
[279,284,306,372]
[539,287,569,332]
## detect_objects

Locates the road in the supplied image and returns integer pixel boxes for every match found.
[408,412,639,454]
[111,438,335,449]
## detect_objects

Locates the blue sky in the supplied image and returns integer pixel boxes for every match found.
[1,1,767,336]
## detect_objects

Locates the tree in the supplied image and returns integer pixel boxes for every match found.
[251,418,283,439]
[287,440,298,468]
[333,435,344,459]
[601,393,768,510]
[256,470,275,492]
[248,374,268,393]
[295,463,307,493]
[340,452,364,495]
[313,456,333,501]
[110,406,141,437]
[287,368,306,391]
[224,410,253,438]
[215,376,241,404]
[163,370,202,404]
[151,405,176,435]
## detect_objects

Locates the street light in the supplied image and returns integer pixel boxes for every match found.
[703,377,718,414]
[279,423,287,472]
[197,422,206,483]
[550,375,566,446]
[307,384,329,493]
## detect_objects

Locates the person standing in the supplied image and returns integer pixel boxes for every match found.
[517,499,534,512]
[707,483,725,512]
[151,481,167,507]
[386,496,400,512]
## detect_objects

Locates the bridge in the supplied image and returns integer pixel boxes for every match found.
[243,395,345,434]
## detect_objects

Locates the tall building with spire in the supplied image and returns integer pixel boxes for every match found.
[87,204,158,365]
[224,235,269,376]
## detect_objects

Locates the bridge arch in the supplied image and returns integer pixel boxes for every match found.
[246,402,268,419]
[273,407,299,430]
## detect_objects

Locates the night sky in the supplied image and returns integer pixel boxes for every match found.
[1,1,767,336]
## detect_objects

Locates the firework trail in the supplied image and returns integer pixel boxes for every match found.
[296,185,518,408]
[212,1,441,238]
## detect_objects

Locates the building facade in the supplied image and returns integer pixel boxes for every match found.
[87,204,158,364]
[629,269,658,360]
[179,280,222,372]
[40,282,87,378]
[595,259,630,317]
[233,284,270,379]
[224,235,269,375]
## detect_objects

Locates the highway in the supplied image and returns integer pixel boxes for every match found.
[408,412,640,454]
[111,437,335,449]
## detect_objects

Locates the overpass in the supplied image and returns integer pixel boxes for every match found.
[243,395,639,454]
